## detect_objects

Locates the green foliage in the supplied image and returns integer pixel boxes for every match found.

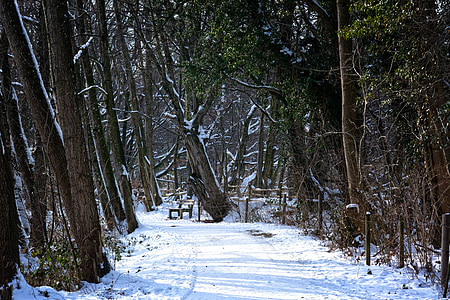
[21,240,80,291]
[341,0,411,39]
[103,233,161,267]
[343,0,449,164]
[102,233,127,264]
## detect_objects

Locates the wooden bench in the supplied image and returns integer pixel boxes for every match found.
[169,199,195,219]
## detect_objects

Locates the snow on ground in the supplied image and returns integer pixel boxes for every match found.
[12,203,441,299]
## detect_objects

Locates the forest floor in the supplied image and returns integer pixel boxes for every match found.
[14,202,440,299]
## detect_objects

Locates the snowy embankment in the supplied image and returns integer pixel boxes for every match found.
[14,204,440,299]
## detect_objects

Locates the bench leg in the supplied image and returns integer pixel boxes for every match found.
[169,209,181,219]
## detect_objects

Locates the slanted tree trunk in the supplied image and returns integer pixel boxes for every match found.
[97,0,138,233]
[138,15,231,220]
[1,32,47,248]
[186,133,231,222]
[0,0,77,244]
[337,0,361,206]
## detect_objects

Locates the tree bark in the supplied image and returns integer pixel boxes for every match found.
[1,32,47,248]
[255,113,265,188]
[0,0,77,240]
[143,52,163,206]
[186,133,231,222]
[75,0,121,230]
[43,0,103,282]
[114,0,162,210]
[337,0,361,205]
[97,0,138,233]
[0,100,20,289]
[230,105,256,186]
[79,90,116,232]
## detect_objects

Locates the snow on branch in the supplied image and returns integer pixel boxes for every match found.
[112,107,153,121]
[21,15,38,25]
[227,75,282,97]
[78,85,107,96]
[73,37,93,64]
[303,0,330,18]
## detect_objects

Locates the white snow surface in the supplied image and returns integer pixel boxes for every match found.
[13,205,440,299]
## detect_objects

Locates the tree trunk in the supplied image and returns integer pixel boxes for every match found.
[143,53,163,206]
[0,100,20,288]
[75,0,122,229]
[255,113,265,188]
[43,0,103,282]
[230,105,256,186]
[186,133,231,222]
[1,32,47,248]
[114,0,162,210]
[337,0,361,205]
[0,0,77,243]
[77,1,124,222]
[262,123,276,188]
[97,0,138,233]
[32,133,49,247]
[80,94,116,232]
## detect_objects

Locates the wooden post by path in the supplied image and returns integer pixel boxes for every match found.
[365,212,371,266]
[281,194,287,225]
[441,213,450,287]
[279,185,282,207]
[245,184,251,223]
[398,217,404,268]
[197,199,201,222]
[318,193,323,235]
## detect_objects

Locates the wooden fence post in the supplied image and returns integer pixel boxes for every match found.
[318,193,323,235]
[197,199,201,222]
[365,212,371,266]
[279,185,283,207]
[245,184,251,223]
[281,194,287,225]
[441,213,450,287]
[399,217,404,268]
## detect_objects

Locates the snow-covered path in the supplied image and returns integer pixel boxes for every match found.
[16,208,439,299]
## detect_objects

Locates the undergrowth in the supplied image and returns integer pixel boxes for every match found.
[21,240,80,291]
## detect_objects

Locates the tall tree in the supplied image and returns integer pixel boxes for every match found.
[136,0,232,221]
[1,32,47,248]
[0,0,77,243]
[0,0,106,283]
[113,0,162,210]
[43,0,104,281]
[97,0,138,233]
[337,0,361,206]
[0,66,20,298]
[75,0,119,230]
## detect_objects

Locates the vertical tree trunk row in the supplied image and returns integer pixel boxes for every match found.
[97,0,138,234]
